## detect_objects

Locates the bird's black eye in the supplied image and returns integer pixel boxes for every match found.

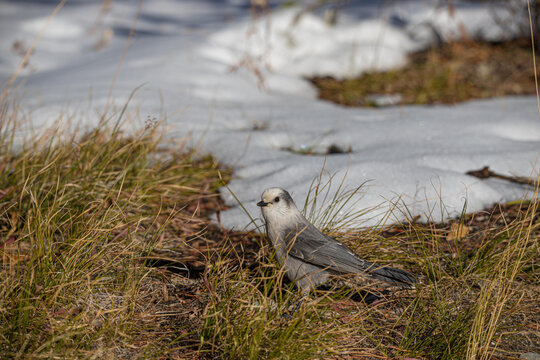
[274,196,280,202]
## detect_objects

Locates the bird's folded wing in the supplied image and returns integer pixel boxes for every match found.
[283,224,376,274]
[284,224,416,286]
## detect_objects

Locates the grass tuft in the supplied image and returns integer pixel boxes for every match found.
[0,95,227,358]
[200,259,341,359]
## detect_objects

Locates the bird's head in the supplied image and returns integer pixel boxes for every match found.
[257,187,300,225]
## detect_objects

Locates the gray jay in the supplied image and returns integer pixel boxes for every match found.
[257,187,416,294]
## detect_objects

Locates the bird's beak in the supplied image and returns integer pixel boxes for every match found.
[257,201,268,207]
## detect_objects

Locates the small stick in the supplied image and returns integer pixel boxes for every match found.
[466,166,538,187]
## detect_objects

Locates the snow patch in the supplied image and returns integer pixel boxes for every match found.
[1,0,538,232]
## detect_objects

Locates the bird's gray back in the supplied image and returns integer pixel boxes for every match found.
[281,221,377,275]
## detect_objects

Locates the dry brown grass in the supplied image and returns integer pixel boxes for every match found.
[1,93,538,358]
[311,39,538,107]
[0,95,238,358]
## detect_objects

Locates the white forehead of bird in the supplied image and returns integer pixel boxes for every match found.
[261,187,288,204]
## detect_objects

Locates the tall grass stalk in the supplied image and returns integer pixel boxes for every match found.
[466,184,539,360]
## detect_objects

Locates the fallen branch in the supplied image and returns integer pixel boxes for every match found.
[466,166,538,187]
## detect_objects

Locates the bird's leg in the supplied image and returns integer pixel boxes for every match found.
[282,287,309,319]
[282,295,306,319]
[292,282,315,313]
[281,296,304,320]
[293,296,306,313]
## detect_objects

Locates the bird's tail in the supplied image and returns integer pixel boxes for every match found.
[367,264,416,288]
